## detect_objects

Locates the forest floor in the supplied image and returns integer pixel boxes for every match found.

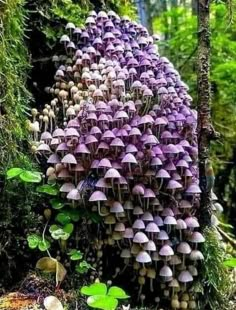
[0,273,235,310]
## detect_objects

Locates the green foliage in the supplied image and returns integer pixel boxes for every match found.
[27,234,51,251]
[7,167,42,182]
[223,257,236,268]
[199,227,231,310]
[0,0,33,173]
[80,282,129,310]
[153,1,236,222]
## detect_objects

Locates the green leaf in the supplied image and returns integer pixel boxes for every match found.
[56,213,71,225]
[70,251,83,261]
[63,208,80,222]
[49,224,59,233]
[6,168,23,179]
[108,287,129,299]
[87,295,118,310]
[223,258,236,268]
[37,184,59,196]
[19,170,42,183]
[76,261,93,274]
[81,283,107,296]
[50,198,65,210]
[27,234,40,249]
[63,223,74,234]
[51,228,70,240]
[38,239,51,251]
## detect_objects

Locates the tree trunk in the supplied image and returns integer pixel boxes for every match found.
[197,0,218,226]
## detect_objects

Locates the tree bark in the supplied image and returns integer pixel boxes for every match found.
[197,0,219,226]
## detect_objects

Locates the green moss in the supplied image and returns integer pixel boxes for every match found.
[198,227,231,309]
[0,0,33,173]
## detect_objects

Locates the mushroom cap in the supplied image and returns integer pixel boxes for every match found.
[67,189,81,200]
[136,251,152,263]
[178,270,193,283]
[132,219,145,230]
[61,154,77,165]
[159,245,174,256]
[133,232,149,243]
[124,228,134,239]
[145,222,160,233]
[177,242,191,254]
[104,168,121,179]
[110,201,124,213]
[190,231,205,243]
[89,191,107,202]
[159,265,172,277]
[60,182,75,193]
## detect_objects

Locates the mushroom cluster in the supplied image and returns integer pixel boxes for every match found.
[32,10,204,308]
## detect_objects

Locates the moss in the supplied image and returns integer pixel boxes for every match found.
[0,0,33,174]
[198,227,231,309]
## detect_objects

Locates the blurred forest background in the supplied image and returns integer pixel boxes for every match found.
[0,0,236,292]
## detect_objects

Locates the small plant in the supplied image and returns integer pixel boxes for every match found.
[27,234,51,251]
[223,257,236,268]
[7,167,42,183]
[67,249,94,274]
[80,282,130,310]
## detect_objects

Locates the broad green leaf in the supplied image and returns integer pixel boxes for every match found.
[38,239,51,251]
[51,228,70,240]
[19,170,42,183]
[37,184,59,196]
[50,198,65,210]
[81,283,107,296]
[223,258,236,268]
[27,234,40,249]
[56,213,71,225]
[87,295,118,310]
[6,168,23,179]
[63,223,74,234]
[63,208,80,222]
[108,287,130,299]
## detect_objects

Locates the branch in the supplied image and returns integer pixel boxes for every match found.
[216,226,236,248]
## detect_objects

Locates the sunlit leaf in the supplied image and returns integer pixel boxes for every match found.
[38,239,51,251]
[6,168,23,179]
[19,170,42,183]
[51,228,70,240]
[44,296,63,310]
[108,287,129,299]
[81,283,107,296]
[27,234,40,249]
[223,258,236,268]
[37,184,59,196]
[87,295,118,310]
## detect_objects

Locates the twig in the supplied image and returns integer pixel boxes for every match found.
[216,226,236,248]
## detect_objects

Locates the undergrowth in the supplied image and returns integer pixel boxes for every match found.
[198,227,231,309]
[0,0,34,173]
